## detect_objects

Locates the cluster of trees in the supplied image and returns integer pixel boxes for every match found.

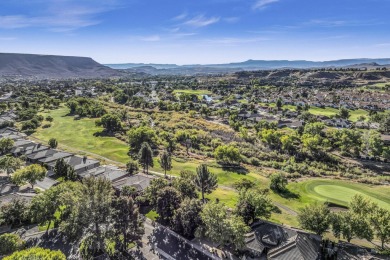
[66,98,106,118]
[21,114,44,132]
[139,164,277,251]
[0,177,145,259]
[95,114,122,133]
[258,122,389,161]
[298,195,390,249]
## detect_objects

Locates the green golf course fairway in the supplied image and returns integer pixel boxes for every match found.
[294,179,390,210]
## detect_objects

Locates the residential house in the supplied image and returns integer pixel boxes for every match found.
[26,149,72,164]
[112,174,155,193]
[79,165,127,182]
[46,155,100,176]
[11,141,49,157]
[244,221,322,260]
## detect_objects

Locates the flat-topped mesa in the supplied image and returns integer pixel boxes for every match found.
[0,53,122,79]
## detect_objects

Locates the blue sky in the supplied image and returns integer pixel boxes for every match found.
[0,0,389,64]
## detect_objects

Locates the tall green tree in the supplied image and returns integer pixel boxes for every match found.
[331,211,373,242]
[61,176,113,254]
[214,144,241,165]
[0,138,14,154]
[48,138,58,149]
[144,178,169,207]
[0,156,22,175]
[194,164,218,202]
[126,160,139,175]
[159,150,172,178]
[53,158,77,181]
[172,173,198,199]
[298,203,331,235]
[111,196,145,251]
[11,164,46,189]
[128,126,157,153]
[199,201,249,249]
[338,107,350,119]
[173,199,203,239]
[369,205,390,249]
[138,142,153,175]
[96,114,122,133]
[30,182,82,232]
[269,173,288,192]
[156,187,182,226]
[0,198,29,227]
[235,189,274,224]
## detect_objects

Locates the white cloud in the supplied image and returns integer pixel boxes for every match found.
[0,1,121,31]
[183,15,220,28]
[203,37,269,45]
[224,17,240,23]
[173,13,187,21]
[253,0,279,10]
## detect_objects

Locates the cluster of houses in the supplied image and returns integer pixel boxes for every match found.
[0,110,17,128]
[0,127,154,205]
[257,88,390,112]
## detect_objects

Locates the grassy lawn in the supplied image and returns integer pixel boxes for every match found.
[32,107,129,164]
[308,106,339,117]
[152,158,267,187]
[349,109,369,122]
[145,210,159,221]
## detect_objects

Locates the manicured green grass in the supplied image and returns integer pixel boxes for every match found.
[206,188,238,208]
[349,109,369,122]
[145,210,159,221]
[32,107,129,164]
[152,158,267,187]
[308,106,339,117]
[173,89,212,96]
[287,179,390,210]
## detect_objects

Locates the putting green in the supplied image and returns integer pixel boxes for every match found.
[302,180,390,210]
[313,185,389,210]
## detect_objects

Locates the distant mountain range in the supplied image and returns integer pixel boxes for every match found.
[0,53,389,79]
[106,58,390,71]
[0,53,120,78]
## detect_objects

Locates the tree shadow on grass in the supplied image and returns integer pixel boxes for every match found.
[276,188,300,199]
[93,131,114,137]
[221,165,249,175]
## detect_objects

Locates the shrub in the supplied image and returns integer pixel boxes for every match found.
[0,233,25,255]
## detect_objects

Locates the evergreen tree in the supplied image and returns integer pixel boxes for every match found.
[194,164,218,202]
[138,142,153,175]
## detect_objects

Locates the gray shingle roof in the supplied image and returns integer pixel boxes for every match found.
[112,174,154,191]
[47,155,100,171]
[79,166,127,182]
